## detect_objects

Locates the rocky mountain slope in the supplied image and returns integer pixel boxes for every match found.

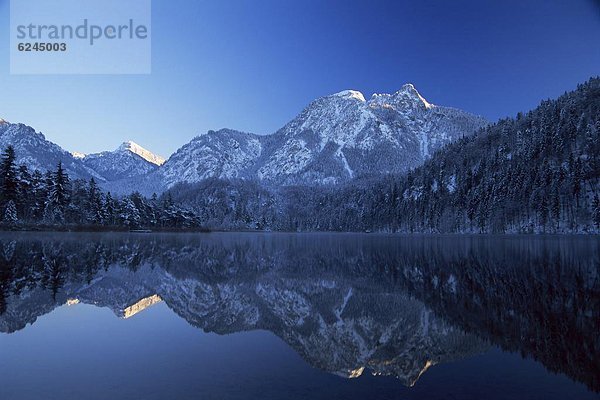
[255,85,487,185]
[80,141,165,181]
[0,119,164,184]
[0,120,102,180]
[133,84,486,193]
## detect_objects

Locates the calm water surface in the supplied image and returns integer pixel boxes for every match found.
[0,232,598,400]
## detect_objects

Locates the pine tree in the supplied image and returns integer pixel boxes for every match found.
[16,165,32,220]
[593,195,600,230]
[52,162,69,206]
[44,162,70,223]
[551,185,561,230]
[104,192,116,226]
[86,178,104,224]
[119,198,141,227]
[31,170,48,220]
[3,200,17,225]
[572,157,582,208]
[0,146,18,206]
[68,179,88,223]
[159,192,176,227]
[149,193,159,225]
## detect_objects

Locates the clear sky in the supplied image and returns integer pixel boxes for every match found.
[0,0,599,157]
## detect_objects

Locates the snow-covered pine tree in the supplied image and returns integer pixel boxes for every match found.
[119,197,141,227]
[3,200,17,225]
[87,178,104,224]
[0,146,18,207]
[16,165,32,220]
[593,195,600,230]
[68,179,88,223]
[104,192,116,226]
[44,162,70,223]
[30,170,47,220]
[149,193,159,225]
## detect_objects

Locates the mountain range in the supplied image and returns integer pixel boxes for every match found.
[0,119,164,183]
[0,84,487,195]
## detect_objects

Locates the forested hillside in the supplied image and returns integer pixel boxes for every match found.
[0,146,202,229]
[169,77,600,233]
[380,76,600,233]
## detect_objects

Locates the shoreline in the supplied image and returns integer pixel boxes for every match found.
[0,225,597,235]
[0,224,210,233]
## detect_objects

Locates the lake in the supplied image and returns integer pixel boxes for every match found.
[0,232,598,400]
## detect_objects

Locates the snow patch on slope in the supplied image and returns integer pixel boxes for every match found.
[80,141,164,182]
[333,90,366,102]
[119,141,165,166]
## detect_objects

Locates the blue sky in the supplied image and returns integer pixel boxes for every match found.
[0,0,599,157]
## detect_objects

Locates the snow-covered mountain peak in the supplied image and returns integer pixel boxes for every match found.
[331,90,366,102]
[72,151,86,159]
[118,140,165,166]
[396,83,420,95]
[77,140,165,182]
[393,83,432,108]
[369,84,432,110]
[118,140,136,150]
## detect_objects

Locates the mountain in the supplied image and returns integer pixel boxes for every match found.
[112,84,487,194]
[0,120,103,181]
[80,141,165,181]
[255,85,487,185]
[0,120,165,185]
[158,129,262,188]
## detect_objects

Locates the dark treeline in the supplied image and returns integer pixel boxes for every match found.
[169,77,600,233]
[0,147,202,229]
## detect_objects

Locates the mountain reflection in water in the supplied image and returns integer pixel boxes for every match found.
[0,233,597,393]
